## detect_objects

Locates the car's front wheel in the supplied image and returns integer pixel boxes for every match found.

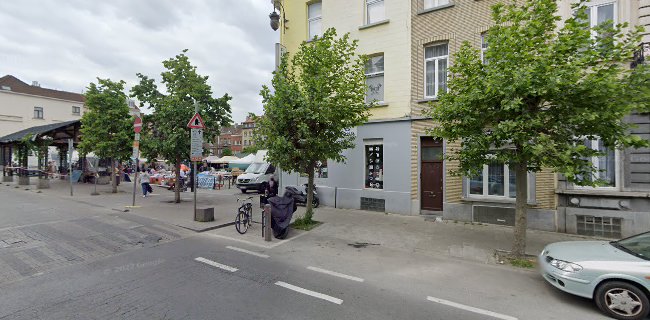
[595,281,650,320]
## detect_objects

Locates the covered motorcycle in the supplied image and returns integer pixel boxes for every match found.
[268,190,298,239]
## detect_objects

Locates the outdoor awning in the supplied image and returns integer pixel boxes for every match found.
[0,120,80,147]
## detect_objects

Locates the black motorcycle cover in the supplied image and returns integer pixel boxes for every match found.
[268,194,297,230]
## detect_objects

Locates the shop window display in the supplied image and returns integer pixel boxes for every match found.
[365,144,383,189]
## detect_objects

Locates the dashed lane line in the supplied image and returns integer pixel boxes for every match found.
[194,257,238,272]
[307,266,364,282]
[275,281,343,305]
[226,246,270,258]
[426,296,518,320]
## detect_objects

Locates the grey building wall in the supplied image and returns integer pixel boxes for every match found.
[279,119,413,215]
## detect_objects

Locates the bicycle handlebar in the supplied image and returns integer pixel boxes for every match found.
[237,196,255,202]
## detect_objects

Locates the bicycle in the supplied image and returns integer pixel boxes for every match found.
[235,196,254,234]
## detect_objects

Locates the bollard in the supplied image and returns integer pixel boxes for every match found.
[264,204,272,242]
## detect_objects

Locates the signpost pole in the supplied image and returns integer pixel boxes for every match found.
[188,103,205,221]
[131,117,142,207]
[132,158,138,206]
[68,139,73,197]
[193,103,199,221]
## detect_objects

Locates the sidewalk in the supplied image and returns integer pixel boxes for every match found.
[3,176,245,232]
[4,176,597,264]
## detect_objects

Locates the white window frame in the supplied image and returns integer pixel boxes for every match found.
[424,0,451,10]
[574,137,620,190]
[308,2,322,40]
[72,106,81,115]
[467,163,516,199]
[423,43,448,99]
[34,106,43,119]
[366,0,385,25]
[577,1,617,39]
[365,54,385,104]
[480,33,488,63]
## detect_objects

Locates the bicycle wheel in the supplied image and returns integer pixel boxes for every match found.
[235,212,249,234]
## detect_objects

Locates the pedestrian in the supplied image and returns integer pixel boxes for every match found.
[265,176,279,197]
[140,169,151,197]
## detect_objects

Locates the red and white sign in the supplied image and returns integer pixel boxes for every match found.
[133,117,142,133]
[187,113,205,129]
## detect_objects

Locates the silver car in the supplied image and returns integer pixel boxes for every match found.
[540,232,650,320]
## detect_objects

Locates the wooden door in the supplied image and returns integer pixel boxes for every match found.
[421,138,443,211]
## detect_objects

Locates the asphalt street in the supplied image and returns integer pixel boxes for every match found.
[0,186,611,320]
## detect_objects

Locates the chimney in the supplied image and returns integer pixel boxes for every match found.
[31,81,40,87]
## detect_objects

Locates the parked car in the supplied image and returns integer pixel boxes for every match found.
[539,232,650,320]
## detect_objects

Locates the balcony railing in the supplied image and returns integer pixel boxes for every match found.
[631,42,650,69]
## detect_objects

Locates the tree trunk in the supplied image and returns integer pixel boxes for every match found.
[304,162,315,222]
[174,156,181,203]
[111,158,117,193]
[511,160,528,258]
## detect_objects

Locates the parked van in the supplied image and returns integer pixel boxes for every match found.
[236,150,275,194]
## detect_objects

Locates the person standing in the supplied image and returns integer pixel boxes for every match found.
[140,169,151,197]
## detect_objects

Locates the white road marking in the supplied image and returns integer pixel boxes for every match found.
[194,257,238,272]
[426,296,518,320]
[307,266,364,282]
[226,246,269,258]
[275,281,343,305]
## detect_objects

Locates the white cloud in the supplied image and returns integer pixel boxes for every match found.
[0,0,279,123]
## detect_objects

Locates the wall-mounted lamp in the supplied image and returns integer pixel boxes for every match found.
[270,0,289,32]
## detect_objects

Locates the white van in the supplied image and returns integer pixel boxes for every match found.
[235,150,276,194]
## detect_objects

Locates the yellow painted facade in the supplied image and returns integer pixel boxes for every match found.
[277,0,411,120]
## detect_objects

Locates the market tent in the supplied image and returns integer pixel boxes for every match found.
[214,155,239,164]
[205,155,220,163]
[230,154,254,164]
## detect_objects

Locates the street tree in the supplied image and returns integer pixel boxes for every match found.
[427,0,650,257]
[131,50,232,203]
[222,147,233,156]
[257,28,369,223]
[79,78,133,193]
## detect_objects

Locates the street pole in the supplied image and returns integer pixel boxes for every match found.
[193,102,199,221]
[68,139,73,196]
[132,158,138,206]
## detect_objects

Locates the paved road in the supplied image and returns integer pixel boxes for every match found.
[0,186,610,319]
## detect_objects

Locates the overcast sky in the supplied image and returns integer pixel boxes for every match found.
[0,0,278,123]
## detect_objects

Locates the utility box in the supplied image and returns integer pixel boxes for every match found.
[195,207,214,222]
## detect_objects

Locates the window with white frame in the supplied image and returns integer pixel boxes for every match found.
[308,2,322,40]
[469,161,517,198]
[424,0,450,10]
[72,106,81,115]
[481,33,488,63]
[577,138,617,188]
[365,55,384,104]
[34,106,43,119]
[579,1,616,38]
[365,143,383,189]
[424,43,448,98]
[366,0,385,24]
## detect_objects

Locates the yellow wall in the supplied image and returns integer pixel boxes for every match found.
[279,0,411,121]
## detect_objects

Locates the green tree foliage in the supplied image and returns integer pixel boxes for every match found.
[221,147,233,156]
[257,28,369,222]
[131,50,232,203]
[242,145,259,155]
[79,78,133,193]
[428,0,650,257]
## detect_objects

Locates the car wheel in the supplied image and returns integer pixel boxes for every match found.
[595,281,649,320]
[241,189,247,194]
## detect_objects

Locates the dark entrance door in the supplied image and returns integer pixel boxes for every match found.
[421,137,443,211]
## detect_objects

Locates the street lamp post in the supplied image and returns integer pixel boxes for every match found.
[269,0,288,32]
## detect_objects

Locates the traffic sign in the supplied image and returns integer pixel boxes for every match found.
[187,113,205,129]
[190,128,203,162]
[134,117,142,133]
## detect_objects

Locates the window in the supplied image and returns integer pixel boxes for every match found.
[365,144,383,189]
[34,106,43,119]
[72,106,81,115]
[424,43,448,98]
[469,161,517,198]
[576,215,621,238]
[365,55,384,104]
[424,0,450,10]
[366,0,385,24]
[481,33,488,63]
[308,2,322,40]
[578,138,617,187]
[579,2,615,38]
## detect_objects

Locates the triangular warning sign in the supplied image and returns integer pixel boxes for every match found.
[187,113,205,129]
